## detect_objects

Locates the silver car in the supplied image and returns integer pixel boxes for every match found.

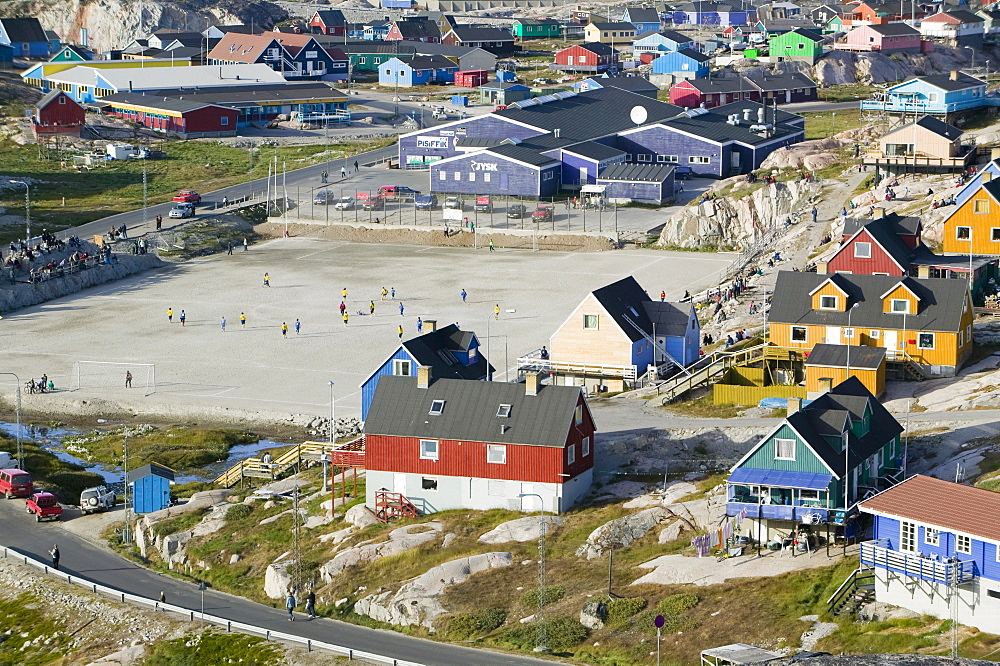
[333,196,355,210]
[168,202,194,219]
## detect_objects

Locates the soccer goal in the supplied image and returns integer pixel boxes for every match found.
[72,362,156,396]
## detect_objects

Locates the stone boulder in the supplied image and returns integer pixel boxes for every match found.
[353,552,513,629]
[320,522,442,582]
[576,507,671,560]
[477,516,564,544]
[344,503,381,528]
[658,520,688,544]
[580,601,608,630]
[264,556,297,600]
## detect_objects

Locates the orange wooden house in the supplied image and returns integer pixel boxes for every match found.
[942,178,1000,255]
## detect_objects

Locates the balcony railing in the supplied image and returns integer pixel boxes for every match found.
[516,350,637,380]
[726,500,832,523]
[862,146,975,169]
[861,539,977,585]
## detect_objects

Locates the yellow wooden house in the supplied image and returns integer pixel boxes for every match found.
[942,178,1000,255]
[768,271,973,378]
[804,343,887,398]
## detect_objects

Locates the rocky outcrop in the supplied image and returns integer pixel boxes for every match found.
[344,503,380,528]
[657,180,818,250]
[353,552,513,629]
[576,507,672,560]
[134,489,230,569]
[580,601,608,630]
[319,522,442,582]
[264,555,296,600]
[477,516,564,544]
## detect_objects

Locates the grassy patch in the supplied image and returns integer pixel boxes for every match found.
[0,593,72,665]
[64,425,256,472]
[817,617,937,654]
[146,629,283,666]
[151,507,211,538]
[662,395,741,419]
[0,431,104,502]
[801,109,865,141]
[818,84,874,103]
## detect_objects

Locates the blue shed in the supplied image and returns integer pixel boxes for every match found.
[596,163,676,204]
[649,48,710,84]
[359,322,493,420]
[379,55,457,88]
[0,18,51,58]
[127,463,175,514]
[0,43,12,68]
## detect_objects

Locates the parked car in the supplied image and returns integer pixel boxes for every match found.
[26,492,61,522]
[378,185,420,201]
[0,468,32,499]
[313,190,334,205]
[333,196,355,210]
[507,203,526,219]
[531,205,554,222]
[168,202,194,219]
[414,194,438,210]
[362,196,386,211]
[444,197,463,210]
[172,190,201,204]
[80,485,116,515]
[475,196,492,213]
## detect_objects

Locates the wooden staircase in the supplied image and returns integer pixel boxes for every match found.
[659,342,767,404]
[214,440,340,488]
[828,567,876,616]
[373,489,420,523]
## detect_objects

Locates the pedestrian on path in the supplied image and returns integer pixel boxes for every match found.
[49,544,59,571]
[240,312,247,329]
[381,287,388,301]
[489,239,495,252]
[369,301,375,315]
[461,288,467,303]
[179,310,186,326]
[306,590,317,619]
[354,160,359,172]
[125,371,132,388]
[341,166,347,179]
[222,196,229,207]
[286,593,296,621]
[494,304,500,320]
[295,319,301,335]
[156,215,162,231]
[243,238,248,252]
[399,302,404,316]
[159,591,166,605]
[227,242,233,255]
[417,316,423,333]
[343,312,349,326]
[281,322,288,338]
[397,324,403,339]
[340,301,346,315]
[321,170,328,184]
[391,287,396,299]
[660,291,666,302]
[263,273,271,287]
[167,307,173,323]
[221,316,226,332]
[342,287,348,299]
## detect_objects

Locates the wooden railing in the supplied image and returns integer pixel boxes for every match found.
[659,342,767,404]
[214,440,341,488]
[860,539,977,585]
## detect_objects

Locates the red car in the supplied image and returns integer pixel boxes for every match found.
[26,492,62,522]
[173,190,202,204]
[531,205,554,223]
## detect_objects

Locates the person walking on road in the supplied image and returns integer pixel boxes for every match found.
[660,291,666,302]
[381,287,388,301]
[461,288,467,303]
[159,591,166,606]
[295,319,301,335]
[343,312,349,326]
[281,322,288,338]
[354,160,359,172]
[417,316,423,333]
[399,302,404,316]
[494,304,500,320]
[179,310,186,327]
[340,166,347,179]
[321,170,328,184]
[342,287,348,299]
[391,287,395,299]
[243,237,248,252]
[222,196,229,207]
[221,317,226,332]
[811,206,818,223]
[227,242,233,255]
[125,371,132,388]
[155,215,162,231]
[339,301,346,316]
[167,307,173,323]
[306,590,317,619]
[49,544,59,571]
[263,273,271,287]
[397,324,403,339]
[489,239,495,252]
[286,593,296,621]
[369,301,375,315]
[240,312,247,329]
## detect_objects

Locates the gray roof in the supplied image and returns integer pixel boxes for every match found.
[364,375,587,447]
[36,89,74,109]
[589,75,659,92]
[911,115,963,140]
[573,42,618,55]
[912,73,984,92]
[744,71,818,91]
[563,140,626,160]
[590,21,639,30]
[683,77,751,93]
[936,9,983,23]
[400,323,494,379]
[673,47,711,63]
[487,142,560,167]
[659,29,694,42]
[768,271,969,333]
[805,343,886,370]
[101,82,346,109]
[842,212,920,237]
[591,276,691,341]
[99,91,232,113]
[339,40,418,55]
[643,300,694,336]
[455,137,508,148]
[713,100,804,126]
[398,40,494,59]
[479,81,529,90]
[126,462,175,483]
[624,7,662,22]
[393,19,441,40]
[598,163,675,183]
[448,25,514,42]
[834,215,930,270]
[406,54,458,70]
[658,108,802,146]
[0,18,48,43]
[868,23,920,35]
[515,18,561,25]
[314,9,347,26]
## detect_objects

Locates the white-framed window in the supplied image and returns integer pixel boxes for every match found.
[575,405,583,425]
[637,154,652,162]
[901,521,916,552]
[454,171,460,181]
[543,171,554,180]
[220,116,229,125]
[957,534,972,554]
[918,332,935,349]
[820,295,837,309]
[420,439,439,460]
[392,359,412,376]
[928,92,939,102]
[689,156,710,164]
[487,444,507,464]
[483,173,491,182]
[422,477,438,490]
[956,226,971,240]
[306,50,318,58]
[566,443,576,465]
[774,438,796,460]
[497,404,512,418]
[582,436,590,457]
[583,314,599,329]
[791,326,807,342]
[959,329,963,346]
[468,172,475,181]
[429,400,445,415]
[869,329,881,339]
[854,242,872,258]
[891,299,910,314]
[844,327,855,339]
[925,527,940,546]
[799,489,819,500]
[359,56,367,63]
[968,324,973,340]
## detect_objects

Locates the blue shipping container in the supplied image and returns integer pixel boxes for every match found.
[451,95,469,106]
[496,70,516,82]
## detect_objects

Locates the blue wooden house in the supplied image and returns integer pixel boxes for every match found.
[127,463,175,514]
[0,42,12,68]
[857,475,1000,633]
[359,322,493,420]
[379,54,457,87]
[632,30,695,55]
[649,48,709,84]
[0,18,51,58]
[671,2,756,27]
[860,73,992,116]
[622,7,663,35]
[363,21,391,40]
[726,377,904,543]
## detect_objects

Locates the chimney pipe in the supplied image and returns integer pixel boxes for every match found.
[757,106,765,123]
[417,365,432,389]
[787,396,802,415]
[525,372,541,396]
[423,319,437,332]
[874,207,885,219]
[950,70,959,80]
[743,108,752,122]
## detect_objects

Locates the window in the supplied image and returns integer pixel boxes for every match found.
[422,477,438,490]
[58,96,66,104]
[799,489,819,500]
[975,199,990,214]
[454,171,460,181]
[959,329,963,347]
[657,154,679,163]
[578,55,587,63]
[820,295,837,309]
[575,405,583,425]
[566,443,576,465]
[483,173,490,182]
[582,436,590,457]
[844,327,855,339]
[956,226,971,240]
[774,438,795,460]
[468,172,475,182]
[869,329,881,339]
[854,242,872,258]
[917,332,935,349]
[968,324,973,341]
[928,92,939,102]
[496,404,512,418]
[689,156,710,164]
[637,154,652,162]
[487,444,507,464]
[891,299,909,314]
[583,314,599,329]
[901,521,916,552]
[306,50,318,58]
[925,527,940,546]
[420,439,439,460]
[359,56,366,64]
[957,534,972,554]
[429,400,446,415]
[992,228,1000,242]
[989,589,1000,599]
[439,171,446,180]
[220,116,229,126]
[543,171,554,180]
[392,359,412,376]
[384,68,391,76]
[791,326,807,342]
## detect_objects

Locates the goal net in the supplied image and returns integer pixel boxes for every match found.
[72,362,156,396]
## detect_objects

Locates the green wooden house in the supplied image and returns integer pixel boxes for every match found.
[726,377,904,542]
[341,43,415,73]
[512,18,562,40]
[768,28,824,64]
[823,15,843,34]
[49,44,93,62]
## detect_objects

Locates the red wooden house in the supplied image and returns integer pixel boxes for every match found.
[32,90,85,137]
[553,42,619,73]
[362,370,596,515]
[668,78,753,108]
[309,9,347,36]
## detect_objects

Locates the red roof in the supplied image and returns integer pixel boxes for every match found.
[860,474,1000,542]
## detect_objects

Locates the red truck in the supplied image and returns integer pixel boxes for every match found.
[25,492,62,522]
[0,468,32,498]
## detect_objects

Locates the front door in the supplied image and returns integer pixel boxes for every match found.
[825,326,841,344]
[883,331,898,357]
[579,166,588,185]
[393,473,406,495]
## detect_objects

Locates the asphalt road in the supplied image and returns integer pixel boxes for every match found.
[0,501,553,666]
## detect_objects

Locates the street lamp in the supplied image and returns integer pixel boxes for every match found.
[518,492,549,654]
[964,45,975,72]
[326,381,335,493]
[0,373,22,469]
[9,180,30,242]
[845,302,860,377]
[98,419,132,544]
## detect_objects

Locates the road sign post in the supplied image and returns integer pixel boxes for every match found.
[654,614,664,666]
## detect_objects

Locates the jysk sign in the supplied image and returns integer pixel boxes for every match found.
[416,137,450,149]
[470,160,498,171]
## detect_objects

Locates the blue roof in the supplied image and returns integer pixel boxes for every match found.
[729,468,832,490]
